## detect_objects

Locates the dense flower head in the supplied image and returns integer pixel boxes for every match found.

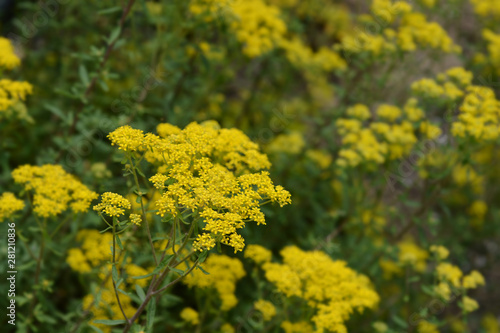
[254,299,276,321]
[12,164,98,218]
[0,37,20,69]
[0,192,25,222]
[417,321,439,333]
[93,192,131,217]
[180,307,199,325]
[183,254,246,311]
[107,121,290,253]
[244,244,272,265]
[262,246,379,333]
[430,245,449,260]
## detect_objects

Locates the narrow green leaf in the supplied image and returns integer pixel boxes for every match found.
[79,64,90,86]
[116,234,123,250]
[112,264,119,283]
[146,297,156,332]
[98,6,122,15]
[108,26,122,44]
[92,319,126,326]
[135,284,146,302]
[196,265,210,275]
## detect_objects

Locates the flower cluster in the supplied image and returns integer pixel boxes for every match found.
[341,0,460,57]
[12,164,98,218]
[0,37,33,121]
[244,244,272,265]
[93,192,132,217]
[0,192,25,222]
[183,254,246,311]
[107,121,291,253]
[262,246,379,333]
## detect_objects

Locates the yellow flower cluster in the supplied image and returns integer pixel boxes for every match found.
[0,38,33,120]
[107,121,290,253]
[93,192,131,217]
[183,254,246,311]
[0,192,25,222]
[0,37,21,69]
[380,239,428,278]
[470,0,500,19]
[451,85,500,141]
[189,0,287,58]
[280,38,346,73]
[336,103,418,167]
[281,321,314,333]
[342,0,459,56]
[430,245,449,260]
[129,213,142,226]
[262,246,379,333]
[12,164,98,218]
[433,257,485,309]
[266,131,305,155]
[180,307,199,325]
[254,299,276,321]
[417,321,439,333]
[244,244,272,264]
[83,288,137,333]
[412,67,472,101]
[67,229,150,288]
[66,229,113,273]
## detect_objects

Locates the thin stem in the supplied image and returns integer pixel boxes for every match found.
[112,216,129,322]
[129,156,158,266]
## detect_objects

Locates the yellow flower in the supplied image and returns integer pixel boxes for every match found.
[93,192,131,217]
[183,255,245,311]
[244,244,272,265]
[12,164,98,218]
[264,246,379,333]
[180,307,199,325]
[254,299,276,321]
[373,321,389,333]
[0,37,21,69]
[462,270,485,289]
[398,240,428,272]
[129,213,142,226]
[462,296,479,313]
[0,192,25,222]
[430,245,449,260]
[417,320,439,333]
[481,313,500,333]
[436,263,463,288]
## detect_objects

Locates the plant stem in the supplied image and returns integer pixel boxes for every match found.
[112,217,129,322]
[129,156,158,266]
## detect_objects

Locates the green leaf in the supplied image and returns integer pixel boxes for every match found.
[136,195,142,204]
[116,234,123,250]
[196,265,210,275]
[108,26,122,44]
[112,264,119,283]
[79,64,90,86]
[98,6,122,15]
[135,284,146,302]
[89,325,105,333]
[392,315,409,329]
[198,250,208,263]
[146,297,156,332]
[170,267,184,275]
[93,319,126,326]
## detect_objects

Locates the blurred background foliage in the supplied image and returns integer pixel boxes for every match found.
[1,0,500,332]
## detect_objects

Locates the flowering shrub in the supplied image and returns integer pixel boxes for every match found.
[1,0,500,332]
